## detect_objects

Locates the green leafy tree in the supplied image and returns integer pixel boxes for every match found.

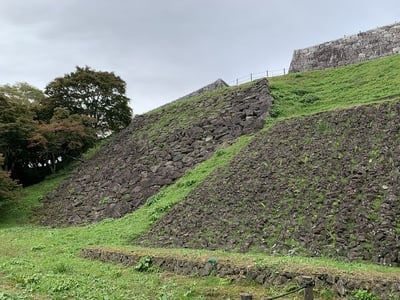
[0,82,44,105]
[44,66,133,136]
[0,153,20,207]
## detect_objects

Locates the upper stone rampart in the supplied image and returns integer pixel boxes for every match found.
[289,23,400,73]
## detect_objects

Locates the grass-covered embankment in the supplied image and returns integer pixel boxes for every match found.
[269,53,400,118]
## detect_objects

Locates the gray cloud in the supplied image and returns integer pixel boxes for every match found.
[0,0,399,113]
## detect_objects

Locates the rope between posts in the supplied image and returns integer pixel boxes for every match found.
[264,284,307,300]
[230,68,287,86]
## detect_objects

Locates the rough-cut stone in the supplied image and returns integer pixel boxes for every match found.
[289,23,400,72]
[35,79,272,226]
[334,279,346,297]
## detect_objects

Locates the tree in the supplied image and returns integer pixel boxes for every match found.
[0,96,36,175]
[28,108,97,174]
[0,153,20,207]
[0,82,45,105]
[0,85,98,185]
[44,66,133,136]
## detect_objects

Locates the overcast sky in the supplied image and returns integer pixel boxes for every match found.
[1,0,399,114]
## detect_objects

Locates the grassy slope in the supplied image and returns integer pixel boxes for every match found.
[268,54,400,118]
[1,54,400,299]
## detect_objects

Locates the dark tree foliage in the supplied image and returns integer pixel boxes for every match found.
[0,93,97,186]
[44,66,133,136]
[28,108,97,174]
[0,96,36,175]
[0,154,21,207]
[0,68,132,186]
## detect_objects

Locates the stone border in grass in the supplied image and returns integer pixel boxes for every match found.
[81,247,400,299]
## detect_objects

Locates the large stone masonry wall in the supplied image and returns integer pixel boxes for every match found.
[289,23,400,73]
[35,79,272,227]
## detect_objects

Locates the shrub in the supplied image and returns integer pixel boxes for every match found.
[134,256,158,272]
[0,154,21,207]
[269,105,282,118]
[293,89,309,96]
[301,94,321,104]
[351,290,379,300]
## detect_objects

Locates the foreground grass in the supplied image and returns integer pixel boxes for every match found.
[0,175,67,229]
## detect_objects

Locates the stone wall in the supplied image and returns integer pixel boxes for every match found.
[81,247,400,299]
[289,23,400,73]
[137,100,400,267]
[35,79,272,226]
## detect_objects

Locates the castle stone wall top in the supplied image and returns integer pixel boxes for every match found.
[289,23,400,73]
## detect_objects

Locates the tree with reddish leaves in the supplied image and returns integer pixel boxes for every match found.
[28,108,97,174]
[0,95,36,176]
[0,93,96,185]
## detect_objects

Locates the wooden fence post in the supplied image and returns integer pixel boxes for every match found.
[302,276,314,300]
[240,293,253,300]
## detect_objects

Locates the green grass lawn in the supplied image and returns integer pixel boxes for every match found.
[268,54,400,118]
[1,54,400,299]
